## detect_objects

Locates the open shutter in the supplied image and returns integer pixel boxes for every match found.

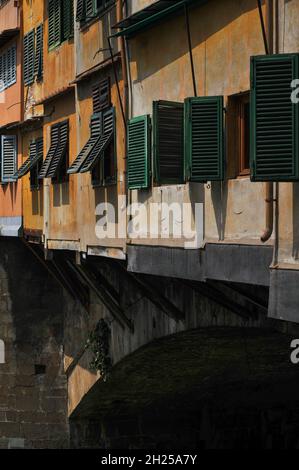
[153,100,184,185]
[15,138,43,179]
[68,114,102,174]
[39,125,60,179]
[127,115,151,190]
[34,24,43,79]
[80,108,114,173]
[86,0,95,18]
[62,0,74,40]
[184,96,224,182]
[251,54,299,181]
[76,0,85,21]
[48,0,61,49]
[47,120,69,178]
[24,31,35,85]
[1,135,17,183]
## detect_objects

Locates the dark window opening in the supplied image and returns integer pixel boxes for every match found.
[92,141,116,187]
[34,365,46,375]
[238,93,250,176]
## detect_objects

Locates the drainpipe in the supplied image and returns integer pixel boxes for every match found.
[260,0,274,243]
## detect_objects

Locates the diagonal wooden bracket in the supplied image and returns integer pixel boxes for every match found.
[114,261,185,323]
[68,261,134,333]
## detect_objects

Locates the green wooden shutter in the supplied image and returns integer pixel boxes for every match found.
[48,0,61,50]
[184,96,224,182]
[1,135,17,183]
[47,120,69,178]
[39,125,60,179]
[62,0,74,40]
[86,0,96,18]
[127,115,151,190]
[24,31,35,85]
[76,0,85,21]
[34,24,43,79]
[251,54,299,181]
[153,100,184,185]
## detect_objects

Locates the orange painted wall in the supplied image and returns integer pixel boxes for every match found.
[0,0,22,219]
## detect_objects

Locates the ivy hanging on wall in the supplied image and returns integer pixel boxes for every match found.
[86,319,112,381]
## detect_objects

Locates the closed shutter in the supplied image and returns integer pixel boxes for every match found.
[1,135,17,183]
[0,55,3,92]
[34,24,43,79]
[185,96,224,182]
[76,0,85,21]
[5,45,17,88]
[127,115,151,190]
[47,120,69,178]
[48,0,61,49]
[251,54,299,181]
[24,31,35,85]
[68,114,102,174]
[39,125,60,179]
[92,78,111,113]
[80,108,114,173]
[153,100,184,185]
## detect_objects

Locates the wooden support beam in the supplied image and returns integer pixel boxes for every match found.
[22,240,89,314]
[68,261,134,332]
[114,261,185,323]
[183,279,252,320]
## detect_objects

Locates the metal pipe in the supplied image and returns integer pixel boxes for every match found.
[184,3,197,97]
[117,0,128,124]
[257,0,270,54]
[107,36,127,130]
[260,0,274,243]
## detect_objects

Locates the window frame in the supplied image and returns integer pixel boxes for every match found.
[238,92,251,177]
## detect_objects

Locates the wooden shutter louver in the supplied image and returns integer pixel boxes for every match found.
[15,138,43,179]
[24,31,35,85]
[34,24,43,79]
[80,108,114,173]
[47,121,69,178]
[62,0,74,40]
[92,78,111,114]
[1,135,17,183]
[127,115,151,190]
[39,125,60,179]
[76,0,85,21]
[68,114,102,174]
[251,54,299,181]
[86,0,95,19]
[185,96,224,182]
[153,100,184,185]
[48,0,61,49]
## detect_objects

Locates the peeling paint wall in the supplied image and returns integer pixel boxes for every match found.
[128,0,267,246]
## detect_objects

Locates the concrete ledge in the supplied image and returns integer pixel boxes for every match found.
[0,217,22,237]
[269,268,299,323]
[127,243,273,286]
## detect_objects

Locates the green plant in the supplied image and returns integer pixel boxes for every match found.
[86,319,112,381]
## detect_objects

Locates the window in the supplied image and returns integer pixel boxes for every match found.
[24,25,44,85]
[153,100,184,185]
[251,53,299,182]
[127,115,151,190]
[68,78,115,184]
[48,0,74,51]
[76,0,115,23]
[15,137,43,190]
[39,121,69,183]
[1,135,17,184]
[184,96,224,182]
[0,45,17,92]
[92,77,111,114]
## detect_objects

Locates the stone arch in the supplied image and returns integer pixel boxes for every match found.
[70,327,299,449]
